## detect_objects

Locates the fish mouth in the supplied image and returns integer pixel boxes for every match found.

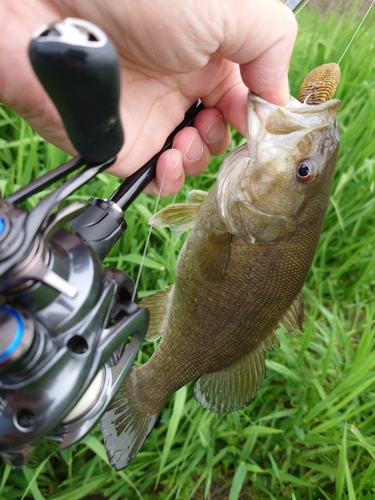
[216,92,341,244]
[247,93,341,149]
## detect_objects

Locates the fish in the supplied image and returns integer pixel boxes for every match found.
[100,76,341,471]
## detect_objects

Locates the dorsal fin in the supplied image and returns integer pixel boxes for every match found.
[278,292,304,334]
[194,341,268,415]
[265,330,281,350]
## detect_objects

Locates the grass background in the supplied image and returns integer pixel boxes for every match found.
[1,1,375,499]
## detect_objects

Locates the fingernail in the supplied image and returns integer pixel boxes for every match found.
[204,115,226,143]
[186,134,204,161]
[172,161,183,179]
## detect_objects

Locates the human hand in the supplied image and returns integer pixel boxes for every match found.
[0,0,297,195]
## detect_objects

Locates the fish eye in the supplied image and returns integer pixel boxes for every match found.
[296,160,315,183]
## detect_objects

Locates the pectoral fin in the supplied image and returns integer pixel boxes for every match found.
[194,338,274,414]
[187,189,208,203]
[139,286,173,341]
[278,292,304,334]
[149,203,201,235]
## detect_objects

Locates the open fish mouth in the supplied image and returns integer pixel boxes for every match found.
[247,93,341,143]
[245,92,341,171]
[216,91,341,244]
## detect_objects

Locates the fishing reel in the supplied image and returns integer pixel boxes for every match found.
[0,18,202,468]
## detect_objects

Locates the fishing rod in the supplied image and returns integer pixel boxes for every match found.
[0,0,316,469]
[285,0,307,11]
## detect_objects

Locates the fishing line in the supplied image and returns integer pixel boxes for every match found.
[295,0,374,64]
[294,0,374,60]
[295,0,312,16]
[337,0,375,64]
[131,165,168,302]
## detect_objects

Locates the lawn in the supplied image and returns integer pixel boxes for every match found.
[0,2,375,499]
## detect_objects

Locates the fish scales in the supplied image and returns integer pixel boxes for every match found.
[127,184,320,415]
[100,67,341,470]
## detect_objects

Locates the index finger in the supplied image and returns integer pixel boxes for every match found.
[218,0,298,106]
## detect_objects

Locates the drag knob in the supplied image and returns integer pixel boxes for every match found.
[28,18,124,164]
[0,307,34,372]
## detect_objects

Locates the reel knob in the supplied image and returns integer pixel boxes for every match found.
[28,18,124,164]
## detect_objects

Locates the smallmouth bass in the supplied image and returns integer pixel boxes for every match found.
[100,74,341,470]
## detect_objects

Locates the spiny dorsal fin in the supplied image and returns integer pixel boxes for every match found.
[265,330,281,350]
[149,203,201,235]
[187,189,208,203]
[139,286,173,341]
[278,292,304,334]
[194,341,268,415]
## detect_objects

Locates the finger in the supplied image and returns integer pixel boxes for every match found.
[171,127,211,177]
[206,81,248,139]
[143,148,185,196]
[239,31,295,106]
[193,108,231,156]
[218,0,298,106]
[133,112,228,197]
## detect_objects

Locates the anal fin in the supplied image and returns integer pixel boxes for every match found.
[194,341,267,415]
[139,286,173,341]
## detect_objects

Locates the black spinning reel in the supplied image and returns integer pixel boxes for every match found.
[0,18,203,468]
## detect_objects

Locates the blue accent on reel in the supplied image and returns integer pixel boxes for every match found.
[0,307,24,362]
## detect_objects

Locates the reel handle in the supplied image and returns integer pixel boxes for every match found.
[29,18,124,163]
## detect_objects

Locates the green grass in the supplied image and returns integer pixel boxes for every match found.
[1,4,375,499]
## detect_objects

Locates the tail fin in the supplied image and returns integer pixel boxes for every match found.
[99,381,159,470]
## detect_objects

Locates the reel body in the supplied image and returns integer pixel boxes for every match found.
[0,188,148,467]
